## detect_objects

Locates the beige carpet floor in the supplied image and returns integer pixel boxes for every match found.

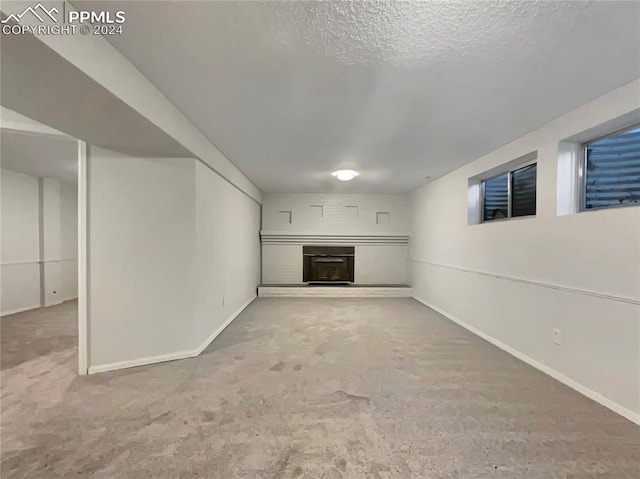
[1,298,638,478]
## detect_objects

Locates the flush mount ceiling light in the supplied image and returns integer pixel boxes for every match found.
[332,169,359,181]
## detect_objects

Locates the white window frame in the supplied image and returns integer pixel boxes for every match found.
[557,110,640,216]
[578,122,640,212]
[479,153,538,223]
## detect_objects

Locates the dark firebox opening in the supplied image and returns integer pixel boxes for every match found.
[302,246,354,284]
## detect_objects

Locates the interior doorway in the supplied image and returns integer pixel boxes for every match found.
[0,107,86,374]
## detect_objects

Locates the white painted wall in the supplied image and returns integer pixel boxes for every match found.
[193,161,260,348]
[262,193,409,284]
[262,244,303,284]
[263,193,409,233]
[42,178,78,305]
[87,149,260,372]
[60,181,78,300]
[355,245,408,284]
[409,80,640,423]
[87,147,196,369]
[1,169,40,314]
[1,169,78,315]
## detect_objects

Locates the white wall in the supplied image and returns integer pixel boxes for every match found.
[262,193,409,284]
[1,169,41,314]
[42,178,78,305]
[1,168,78,315]
[88,148,197,369]
[194,162,260,346]
[409,80,640,423]
[263,193,409,233]
[87,148,261,373]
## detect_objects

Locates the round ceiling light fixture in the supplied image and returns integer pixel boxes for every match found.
[332,169,359,181]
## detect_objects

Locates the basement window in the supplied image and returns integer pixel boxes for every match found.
[581,125,640,211]
[481,162,537,222]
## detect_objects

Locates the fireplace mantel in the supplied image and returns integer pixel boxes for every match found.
[260,231,409,246]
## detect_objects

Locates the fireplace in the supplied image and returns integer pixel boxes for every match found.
[303,246,354,284]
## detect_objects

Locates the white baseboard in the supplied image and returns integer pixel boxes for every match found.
[1,303,41,317]
[192,295,257,356]
[1,297,78,316]
[413,296,640,425]
[88,296,257,375]
[87,349,195,374]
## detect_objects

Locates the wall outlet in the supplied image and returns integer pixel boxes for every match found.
[553,328,561,345]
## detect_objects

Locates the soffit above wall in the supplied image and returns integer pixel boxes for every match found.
[0,22,192,159]
[1,129,78,184]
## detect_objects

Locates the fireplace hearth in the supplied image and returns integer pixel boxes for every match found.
[303,246,354,284]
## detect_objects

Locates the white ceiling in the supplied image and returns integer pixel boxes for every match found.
[83,1,639,193]
[1,130,78,184]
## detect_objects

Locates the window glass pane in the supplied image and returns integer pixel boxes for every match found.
[483,173,508,221]
[511,163,537,217]
[585,126,640,210]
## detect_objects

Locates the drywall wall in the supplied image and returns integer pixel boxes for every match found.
[261,193,409,284]
[193,162,261,348]
[1,169,40,315]
[87,149,260,372]
[1,169,78,315]
[409,79,640,423]
[42,178,78,305]
[87,147,197,369]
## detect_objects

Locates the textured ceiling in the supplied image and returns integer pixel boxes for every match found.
[1,130,78,184]
[82,0,640,193]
